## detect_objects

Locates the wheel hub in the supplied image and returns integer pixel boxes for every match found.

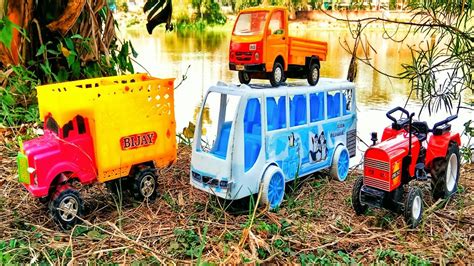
[59,197,78,222]
[412,195,422,220]
[140,175,155,198]
[312,67,319,81]
[274,67,282,83]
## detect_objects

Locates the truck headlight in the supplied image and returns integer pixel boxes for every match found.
[255,52,260,61]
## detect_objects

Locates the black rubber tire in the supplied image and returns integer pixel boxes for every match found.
[238,71,251,85]
[269,62,284,87]
[352,176,368,215]
[307,63,320,86]
[132,169,157,201]
[49,188,83,230]
[431,142,460,200]
[403,186,423,228]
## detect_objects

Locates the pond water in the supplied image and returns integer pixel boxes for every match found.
[124,27,472,161]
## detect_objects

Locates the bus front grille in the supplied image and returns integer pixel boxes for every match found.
[346,128,356,157]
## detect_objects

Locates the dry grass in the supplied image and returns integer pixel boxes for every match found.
[1,129,473,264]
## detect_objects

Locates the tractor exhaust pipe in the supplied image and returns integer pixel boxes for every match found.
[371,132,378,146]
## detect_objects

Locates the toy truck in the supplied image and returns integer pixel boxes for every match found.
[352,107,461,228]
[17,74,176,229]
[191,80,356,210]
[229,6,328,87]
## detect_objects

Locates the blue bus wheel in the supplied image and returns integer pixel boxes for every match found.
[330,146,350,182]
[261,165,285,210]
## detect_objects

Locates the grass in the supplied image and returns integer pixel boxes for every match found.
[0,135,473,263]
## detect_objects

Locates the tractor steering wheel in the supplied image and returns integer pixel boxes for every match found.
[386,106,410,130]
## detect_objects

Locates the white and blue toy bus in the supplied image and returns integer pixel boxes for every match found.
[190,79,357,209]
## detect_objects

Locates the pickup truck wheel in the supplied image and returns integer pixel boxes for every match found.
[238,71,251,84]
[269,62,284,87]
[432,142,460,200]
[307,63,320,86]
[132,170,157,201]
[49,187,83,230]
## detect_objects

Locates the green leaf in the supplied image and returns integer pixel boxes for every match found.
[36,44,47,57]
[129,41,138,58]
[64,38,74,51]
[86,230,103,239]
[70,34,83,39]
[0,17,14,49]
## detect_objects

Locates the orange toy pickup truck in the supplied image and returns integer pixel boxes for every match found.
[229,6,328,87]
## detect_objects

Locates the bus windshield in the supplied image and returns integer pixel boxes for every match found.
[233,11,269,36]
[199,92,240,159]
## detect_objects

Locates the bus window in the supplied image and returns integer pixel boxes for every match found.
[244,98,262,171]
[327,91,341,119]
[266,96,286,131]
[309,92,324,122]
[290,94,307,127]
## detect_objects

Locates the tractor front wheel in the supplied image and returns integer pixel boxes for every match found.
[352,176,368,215]
[404,186,423,228]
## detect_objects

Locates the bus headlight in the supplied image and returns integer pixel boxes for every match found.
[255,52,260,61]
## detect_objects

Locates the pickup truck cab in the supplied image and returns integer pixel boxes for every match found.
[229,6,328,87]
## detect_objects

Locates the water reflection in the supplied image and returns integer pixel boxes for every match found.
[124,27,471,152]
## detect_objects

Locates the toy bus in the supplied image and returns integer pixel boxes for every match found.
[190,79,356,209]
[17,74,176,229]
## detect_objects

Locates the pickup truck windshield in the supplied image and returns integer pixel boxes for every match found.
[233,11,268,36]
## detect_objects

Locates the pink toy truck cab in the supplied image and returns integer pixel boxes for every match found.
[18,115,96,198]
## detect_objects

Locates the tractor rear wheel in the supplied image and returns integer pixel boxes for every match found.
[403,186,423,228]
[432,142,460,200]
[352,176,368,215]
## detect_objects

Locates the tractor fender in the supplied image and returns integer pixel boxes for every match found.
[426,133,461,167]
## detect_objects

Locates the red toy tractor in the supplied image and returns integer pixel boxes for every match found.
[352,106,461,228]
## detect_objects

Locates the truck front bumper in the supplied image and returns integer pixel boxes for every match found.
[229,63,266,72]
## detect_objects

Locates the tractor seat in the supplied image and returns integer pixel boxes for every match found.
[412,121,429,142]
